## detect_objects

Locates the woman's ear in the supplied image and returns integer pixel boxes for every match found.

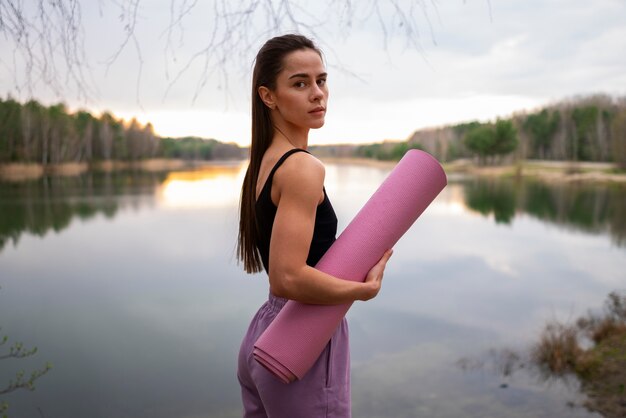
[258,86,276,110]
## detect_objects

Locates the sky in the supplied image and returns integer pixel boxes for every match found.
[1,0,625,147]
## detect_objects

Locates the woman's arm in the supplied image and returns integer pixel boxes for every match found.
[268,152,392,304]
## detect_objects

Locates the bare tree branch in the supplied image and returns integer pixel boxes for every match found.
[0,0,443,104]
[0,0,95,101]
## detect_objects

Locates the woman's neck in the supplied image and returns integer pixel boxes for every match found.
[273,123,309,150]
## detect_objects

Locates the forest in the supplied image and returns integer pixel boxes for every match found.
[356,94,626,168]
[0,97,244,165]
[1,94,625,169]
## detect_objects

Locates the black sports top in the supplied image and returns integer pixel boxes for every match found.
[255,148,338,274]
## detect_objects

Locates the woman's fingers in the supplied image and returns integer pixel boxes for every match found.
[370,249,393,279]
[379,248,393,266]
[361,249,393,301]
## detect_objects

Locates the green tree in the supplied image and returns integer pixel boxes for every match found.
[464,120,518,164]
[21,99,48,163]
[110,117,127,161]
[75,110,96,162]
[611,108,626,169]
[524,109,560,159]
[464,124,494,165]
[493,119,519,159]
[453,121,482,138]
[47,102,79,164]
[572,106,599,161]
[389,142,424,160]
[0,97,23,162]
[357,143,383,159]
[96,112,116,161]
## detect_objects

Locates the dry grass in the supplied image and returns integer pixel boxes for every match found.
[90,159,193,172]
[45,162,89,176]
[577,332,626,418]
[531,292,626,417]
[457,292,626,416]
[0,162,88,180]
[0,159,215,181]
[532,322,583,376]
[0,163,44,181]
[443,160,626,183]
[320,157,397,169]
[132,159,192,171]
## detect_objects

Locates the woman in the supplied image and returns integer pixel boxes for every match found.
[237,34,393,418]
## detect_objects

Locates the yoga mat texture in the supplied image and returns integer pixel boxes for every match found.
[253,150,447,383]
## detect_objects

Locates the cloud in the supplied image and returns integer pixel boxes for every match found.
[1,0,624,143]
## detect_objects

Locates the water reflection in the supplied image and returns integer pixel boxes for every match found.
[456,291,626,418]
[0,164,248,253]
[462,177,626,247]
[1,164,625,417]
[463,178,517,224]
[0,171,166,251]
[156,163,246,209]
[3,169,626,254]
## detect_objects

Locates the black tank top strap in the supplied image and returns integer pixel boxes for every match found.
[267,148,309,184]
[257,148,309,200]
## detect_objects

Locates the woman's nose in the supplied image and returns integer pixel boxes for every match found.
[310,83,324,101]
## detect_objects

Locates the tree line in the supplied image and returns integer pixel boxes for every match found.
[0,97,244,165]
[3,94,625,168]
[403,94,626,168]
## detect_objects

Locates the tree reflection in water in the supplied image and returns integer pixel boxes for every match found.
[462,178,626,248]
[3,173,625,253]
[0,171,168,252]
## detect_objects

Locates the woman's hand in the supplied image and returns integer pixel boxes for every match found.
[359,249,393,301]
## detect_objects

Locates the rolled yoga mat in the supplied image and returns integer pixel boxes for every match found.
[253,149,448,383]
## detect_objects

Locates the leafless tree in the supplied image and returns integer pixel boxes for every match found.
[0,0,92,99]
[0,0,468,103]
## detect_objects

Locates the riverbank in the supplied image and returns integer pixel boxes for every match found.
[0,159,241,182]
[321,157,626,183]
[533,291,626,418]
[3,157,626,183]
[446,159,626,183]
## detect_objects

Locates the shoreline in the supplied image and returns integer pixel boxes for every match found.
[321,157,626,183]
[0,159,244,182]
[2,157,625,184]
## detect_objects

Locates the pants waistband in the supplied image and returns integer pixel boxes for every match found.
[266,292,288,314]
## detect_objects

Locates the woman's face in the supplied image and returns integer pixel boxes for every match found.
[262,48,328,130]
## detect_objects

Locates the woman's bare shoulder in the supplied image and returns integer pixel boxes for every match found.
[280,150,324,180]
[274,150,325,198]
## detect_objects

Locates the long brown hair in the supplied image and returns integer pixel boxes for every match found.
[237,34,322,273]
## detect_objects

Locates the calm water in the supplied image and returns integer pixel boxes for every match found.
[0,162,624,418]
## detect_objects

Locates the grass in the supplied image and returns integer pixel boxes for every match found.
[532,322,582,376]
[442,159,626,183]
[532,292,626,417]
[608,166,626,175]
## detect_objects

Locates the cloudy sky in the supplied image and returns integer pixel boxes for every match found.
[2,0,625,146]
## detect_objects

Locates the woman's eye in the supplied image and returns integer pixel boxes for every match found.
[294,81,306,88]
[317,78,327,86]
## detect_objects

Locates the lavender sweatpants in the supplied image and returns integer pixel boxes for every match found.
[237,294,351,418]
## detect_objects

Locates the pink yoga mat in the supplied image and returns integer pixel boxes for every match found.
[253,149,447,383]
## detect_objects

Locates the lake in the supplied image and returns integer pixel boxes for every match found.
[0,161,624,418]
